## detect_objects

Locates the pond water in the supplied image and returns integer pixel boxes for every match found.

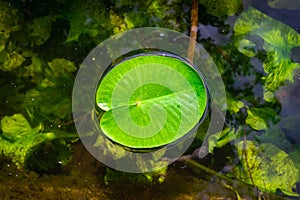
[0,0,300,199]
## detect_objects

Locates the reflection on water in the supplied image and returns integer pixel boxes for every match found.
[252,0,300,32]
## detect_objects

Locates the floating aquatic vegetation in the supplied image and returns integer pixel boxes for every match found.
[96,53,208,149]
[234,7,300,96]
[245,107,280,130]
[232,140,299,196]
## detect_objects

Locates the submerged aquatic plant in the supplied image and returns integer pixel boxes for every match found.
[0,114,72,170]
[0,2,77,171]
[234,7,300,97]
[232,141,299,196]
[206,6,300,196]
[199,0,243,17]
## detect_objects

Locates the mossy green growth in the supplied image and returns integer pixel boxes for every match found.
[0,114,74,170]
[1,114,41,142]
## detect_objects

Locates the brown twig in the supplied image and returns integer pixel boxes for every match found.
[188,0,198,63]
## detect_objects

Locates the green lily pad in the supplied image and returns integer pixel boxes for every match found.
[96,53,208,149]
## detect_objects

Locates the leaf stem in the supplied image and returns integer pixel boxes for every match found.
[181,158,234,183]
[188,0,198,63]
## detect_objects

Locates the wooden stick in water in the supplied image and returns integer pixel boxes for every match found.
[188,0,198,63]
